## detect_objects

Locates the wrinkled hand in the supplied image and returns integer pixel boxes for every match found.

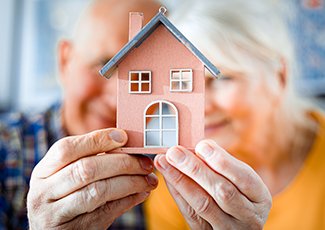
[27,128,158,230]
[155,139,272,230]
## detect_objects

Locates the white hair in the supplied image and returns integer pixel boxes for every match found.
[171,0,292,73]
[170,0,318,131]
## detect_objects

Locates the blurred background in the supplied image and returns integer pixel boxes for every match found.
[0,0,324,113]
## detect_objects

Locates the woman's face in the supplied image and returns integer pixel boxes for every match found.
[205,64,283,157]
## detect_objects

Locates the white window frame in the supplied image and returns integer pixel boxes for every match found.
[170,69,193,92]
[129,70,151,94]
[144,100,178,148]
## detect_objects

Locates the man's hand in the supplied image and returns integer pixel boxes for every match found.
[155,139,272,230]
[27,128,158,229]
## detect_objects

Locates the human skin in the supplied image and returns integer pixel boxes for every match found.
[59,0,159,136]
[154,68,277,228]
[27,0,161,229]
[28,0,274,228]
[155,141,272,229]
[27,128,158,229]
[204,68,286,165]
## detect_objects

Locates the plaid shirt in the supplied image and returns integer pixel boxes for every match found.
[0,103,145,230]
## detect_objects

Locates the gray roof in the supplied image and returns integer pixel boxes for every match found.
[100,10,221,79]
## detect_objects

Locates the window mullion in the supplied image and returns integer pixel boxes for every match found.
[139,73,142,92]
[179,70,183,91]
[159,101,163,146]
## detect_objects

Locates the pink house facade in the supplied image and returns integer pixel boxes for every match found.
[100,8,220,151]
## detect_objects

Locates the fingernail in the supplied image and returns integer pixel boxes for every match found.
[155,154,171,170]
[167,147,186,164]
[139,157,154,172]
[197,142,214,158]
[146,173,158,186]
[109,130,125,143]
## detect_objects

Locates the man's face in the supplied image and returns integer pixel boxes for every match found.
[59,0,159,135]
[59,20,124,135]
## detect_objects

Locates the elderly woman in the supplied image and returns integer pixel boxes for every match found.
[150,0,325,229]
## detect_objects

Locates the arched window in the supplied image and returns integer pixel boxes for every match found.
[144,100,178,147]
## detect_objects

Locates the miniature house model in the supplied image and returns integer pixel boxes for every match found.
[100,7,220,153]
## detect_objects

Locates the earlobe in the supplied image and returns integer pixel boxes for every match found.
[58,40,73,80]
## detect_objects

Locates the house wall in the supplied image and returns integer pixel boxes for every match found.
[117,24,205,148]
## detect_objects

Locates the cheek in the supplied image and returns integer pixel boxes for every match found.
[66,65,102,101]
[227,81,274,133]
[212,81,267,134]
[214,83,250,115]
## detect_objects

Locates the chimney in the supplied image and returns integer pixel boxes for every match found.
[129,12,144,41]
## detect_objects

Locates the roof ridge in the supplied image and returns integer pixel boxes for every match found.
[100,9,221,79]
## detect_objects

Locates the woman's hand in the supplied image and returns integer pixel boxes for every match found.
[154,139,272,230]
[27,128,158,229]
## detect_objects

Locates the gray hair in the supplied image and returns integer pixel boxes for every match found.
[170,0,318,129]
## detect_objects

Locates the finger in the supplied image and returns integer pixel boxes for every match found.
[33,128,128,178]
[59,192,150,230]
[165,181,212,230]
[47,154,154,200]
[165,146,258,221]
[53,174,158,219]
[155,154,234,229]
[195,140,271,203]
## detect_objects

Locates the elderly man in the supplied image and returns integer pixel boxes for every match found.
[0,0,160,229]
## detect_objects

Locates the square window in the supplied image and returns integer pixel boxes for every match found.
[181,81,192,91]
[129,71,151,93]
[142,72,150,81]
[171,81,180,91]
[162,117,176,129]
[130,83,139,92]
[170,69,193,92]
[162,131,177,147]
[130,72,139,81]
[182,70,192,80]
[146,131,160,146]
[171,71,181,80]
[141,83,150,92]
[146,117,159,129]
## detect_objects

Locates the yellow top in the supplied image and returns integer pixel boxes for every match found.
[143,171,189,230]
[264,112,325,230]
[144,112,325,230]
